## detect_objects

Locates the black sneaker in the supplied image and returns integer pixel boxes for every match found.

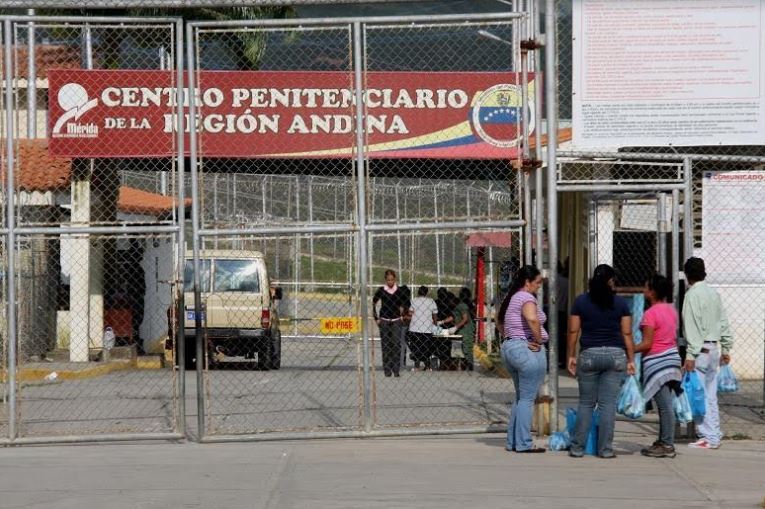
[641,442,676,458]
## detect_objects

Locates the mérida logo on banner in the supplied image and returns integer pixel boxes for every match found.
[51,83,99,139]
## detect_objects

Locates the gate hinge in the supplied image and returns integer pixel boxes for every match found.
[521,39,544,51]
[513,158,544,173]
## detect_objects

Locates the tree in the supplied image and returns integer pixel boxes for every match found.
[7,6,296,70]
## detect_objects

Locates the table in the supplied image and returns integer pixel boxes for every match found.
[432,334,465,370]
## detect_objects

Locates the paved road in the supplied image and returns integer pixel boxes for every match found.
[3,337,763,440]
[4,338,508,438]
[1,433,763,509]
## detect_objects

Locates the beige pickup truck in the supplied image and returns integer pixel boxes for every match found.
[180,250,282,370]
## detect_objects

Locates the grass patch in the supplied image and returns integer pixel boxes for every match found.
[298,255,469,291]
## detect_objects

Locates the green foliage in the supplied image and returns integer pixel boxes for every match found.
[5,6,296,69]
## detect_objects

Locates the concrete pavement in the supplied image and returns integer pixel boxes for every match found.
[1,430,763,509]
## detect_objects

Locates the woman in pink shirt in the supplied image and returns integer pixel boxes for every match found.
[496,265,548,453]
[634,274,682,458]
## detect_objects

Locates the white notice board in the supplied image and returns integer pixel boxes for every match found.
[702,171,765,284]
[572,0,765,148]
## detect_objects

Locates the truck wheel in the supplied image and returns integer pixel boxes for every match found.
[257,339,272,371]
[270,330,282,370]
[183,336,197,370]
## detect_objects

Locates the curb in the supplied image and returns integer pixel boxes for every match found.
[1,355,165,383]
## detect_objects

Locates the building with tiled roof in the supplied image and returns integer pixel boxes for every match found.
[10,139,189,216]
[9,139,188,360]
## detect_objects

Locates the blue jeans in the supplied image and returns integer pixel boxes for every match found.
[571,347,627,457]
[501,338,547,451]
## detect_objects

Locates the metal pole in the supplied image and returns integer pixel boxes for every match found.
[559,184,685,192]
[185,22,205,441]
[558,150,765,164]
[261,175,267,219]
[159,46,169,196]
[5,19,19,442]
[434,187,442,286]
[486,186,493,355]
[683,158,694,261]
[657,193,668,275]
[588,195,597,273]
[232,174,237,222]
[353,22,373,433]
[84,23,93,69]
[451,189,456,275]
[188,11,525,28]
[212,174,218,248]
[395,183,402,278]
[173,19,186,438]
[308,176,315,288]
[532,0,545,275]
[293,176,300,338]
[521,16,533,267]
[333,184,339,258]
[545,0,560,432]
[26,10,36,139]
[671,189,680,307]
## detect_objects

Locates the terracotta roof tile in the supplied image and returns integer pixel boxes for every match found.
[15,45,81,80]
[117,186,190,217]
[6,139,187,216]
[14,139,72,192]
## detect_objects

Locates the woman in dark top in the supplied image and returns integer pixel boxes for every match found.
[455,287,476,370]
[433,288,456,367]
[567,264,635,458]
[372,269,406,377]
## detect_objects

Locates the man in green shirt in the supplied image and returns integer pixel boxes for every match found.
[681,257,733,450]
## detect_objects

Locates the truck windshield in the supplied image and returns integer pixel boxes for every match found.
[213,259,260,292]
[183,260,211,292]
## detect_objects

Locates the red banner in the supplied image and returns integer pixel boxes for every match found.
[48,70,538,159]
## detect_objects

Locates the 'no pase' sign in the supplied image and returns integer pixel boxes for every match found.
[320,317,360,335]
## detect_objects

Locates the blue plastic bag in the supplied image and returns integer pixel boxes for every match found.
[566,407,599,456]
[682,371,706,417]
[617,375,645,419]
[585,411,599,456]
[673,391,693,424]
[718,364,738,393]
[548,431,571,451]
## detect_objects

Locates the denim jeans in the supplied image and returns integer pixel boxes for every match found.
[653,384,675,446]
[695,342,722,446]
[571,347,627,457]
[501,338,547,451]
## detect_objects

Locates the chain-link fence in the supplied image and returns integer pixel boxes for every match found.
[2,2,763,445]
[1,16,186,444]
[186,13,528,439]
[554,0,765,439]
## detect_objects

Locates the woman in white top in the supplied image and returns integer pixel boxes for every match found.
[408,285,439,371]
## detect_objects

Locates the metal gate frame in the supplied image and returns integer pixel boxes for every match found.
[0,15,186,445]
[185,11,528,442]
